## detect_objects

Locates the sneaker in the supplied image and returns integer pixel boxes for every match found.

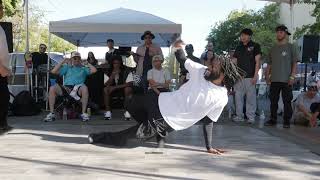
[0,126,13,135]
[264,120,277,126]
[81,113,90,122]
[124,111,131,121]
[44,113,55,122]
[88,134,94,144]
[104,111,112,120]
[247,119,255,124]
[283,124,290,129]
[233,116,244,122]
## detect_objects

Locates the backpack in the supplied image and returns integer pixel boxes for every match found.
[12,91,41,116]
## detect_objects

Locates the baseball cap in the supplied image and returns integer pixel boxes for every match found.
[276,25,291,35]
[71,52,81,59]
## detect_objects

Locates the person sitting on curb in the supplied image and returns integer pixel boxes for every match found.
[293,82,320,127]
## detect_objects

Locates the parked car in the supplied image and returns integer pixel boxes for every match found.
[8,52,64,98]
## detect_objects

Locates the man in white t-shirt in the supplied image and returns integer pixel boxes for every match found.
[0,0,13,134]
[88,42,241,154]
[147,55,170,95]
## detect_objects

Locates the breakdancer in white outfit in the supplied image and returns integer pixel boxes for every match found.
[88,41,244,154]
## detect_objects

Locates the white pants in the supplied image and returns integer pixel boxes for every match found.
[234,78,256,120]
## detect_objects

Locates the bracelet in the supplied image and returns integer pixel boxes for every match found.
[289,76,295,80]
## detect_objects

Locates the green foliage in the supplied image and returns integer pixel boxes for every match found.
[3,3,75,53]
[207,4,280,59]
[2,0,20,17]
[294,0,320,39]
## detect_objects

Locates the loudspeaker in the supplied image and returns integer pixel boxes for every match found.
[0,22,13,53]
[297,35,320,63]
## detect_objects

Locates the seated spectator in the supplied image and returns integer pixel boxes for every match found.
[147,55,170,95]
[104,55,133,120]
[44,52,97,122]
[87,51,98,66]
[293,82,320,126]
[85,52,104,109]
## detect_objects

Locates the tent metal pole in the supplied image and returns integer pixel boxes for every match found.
[290,0,294,42]
[46,31,52,111]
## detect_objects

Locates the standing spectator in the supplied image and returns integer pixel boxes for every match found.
[147,55,171,95]
[0,0,13,134]
[265,25,298,128]
[178,44,201,84]
[201,42,215,67]
[132,31,163,92]
[87,51,98,66]
[232,28,261,124]
[293,82,320,126]
[32,44,48,69]
[103,55,133,120]
[105,39,118,65]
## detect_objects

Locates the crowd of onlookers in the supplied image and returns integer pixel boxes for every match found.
[36,27,319,128]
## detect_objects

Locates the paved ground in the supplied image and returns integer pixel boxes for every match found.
[0,112,319,180]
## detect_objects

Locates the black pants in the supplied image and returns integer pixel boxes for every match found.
[0,77,9,128]
[90,93,173,146]
[90,93,214,149]
[269,82,293,124]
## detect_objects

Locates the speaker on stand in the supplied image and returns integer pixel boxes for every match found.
[0,22,13,53]
[297,35,320,91]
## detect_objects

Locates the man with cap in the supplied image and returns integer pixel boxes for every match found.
[0,0,13,134]
[232,28,261,124]
[132,31,163,92]
[44,52,97,122]
[292,82,320,127]
[265,25,298,128]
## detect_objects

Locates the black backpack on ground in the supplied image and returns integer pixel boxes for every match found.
[12,91,41,116]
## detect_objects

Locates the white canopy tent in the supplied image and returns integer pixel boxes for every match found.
[45,8,182,109]
[48,8,182,47]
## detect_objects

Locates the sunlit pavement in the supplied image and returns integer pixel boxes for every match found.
[1,112,319,180]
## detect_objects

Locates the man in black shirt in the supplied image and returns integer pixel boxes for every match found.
[232,28,261,124]
[105,39,119,65]
[179,44,201,84]
[32,44,48,69]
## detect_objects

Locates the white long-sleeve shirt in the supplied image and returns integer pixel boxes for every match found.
[0,26,9,69]
[159,59,228,131]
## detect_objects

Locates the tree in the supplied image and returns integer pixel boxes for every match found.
[3,1,75,52]
[3,0,20,17]
[294,0,320,39]
[207,4,280,59]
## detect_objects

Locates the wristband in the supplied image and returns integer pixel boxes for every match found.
[289,76,295,80]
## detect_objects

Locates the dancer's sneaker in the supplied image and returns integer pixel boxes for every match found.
[104,111,112,120]
[124,111,131,121]
[232,116,244,122]
[44,112,56,122]
[88,134,94,144]
[81,113,90,122]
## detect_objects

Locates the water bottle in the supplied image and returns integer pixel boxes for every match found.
[259,110,265,128]
[228,109,232,119]
[87,108,91,116]
[63,108,67,120]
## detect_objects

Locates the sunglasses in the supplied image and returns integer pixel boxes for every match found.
[40,47,47,49]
